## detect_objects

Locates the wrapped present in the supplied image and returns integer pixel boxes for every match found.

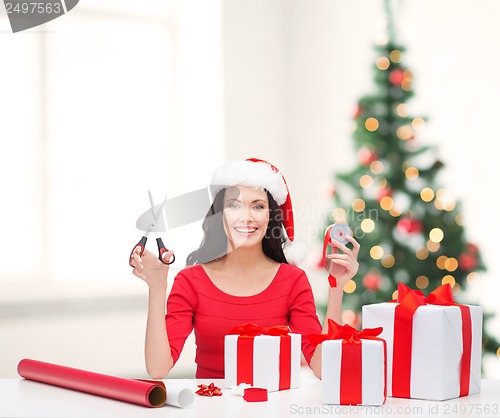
[224,323,301,392]
[309,319,386,405]
[362,283,482,401]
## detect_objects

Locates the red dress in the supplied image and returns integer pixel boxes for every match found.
[166,263,322,378]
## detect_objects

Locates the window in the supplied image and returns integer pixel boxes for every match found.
[0,0,223,289]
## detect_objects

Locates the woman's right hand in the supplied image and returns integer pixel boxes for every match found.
[131,248,174,290]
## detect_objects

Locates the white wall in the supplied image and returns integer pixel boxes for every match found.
[223,0,289,166]
[0,0,220,379]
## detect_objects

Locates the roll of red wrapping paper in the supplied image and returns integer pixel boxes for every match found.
[17,359,166,407]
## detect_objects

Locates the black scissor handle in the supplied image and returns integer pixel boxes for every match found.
[157,237,175,265]
[129,236,147,267]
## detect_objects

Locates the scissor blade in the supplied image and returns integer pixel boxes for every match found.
[135,187,212,232]
[152,195,168,229]
[135,205,167,232]
[135,193,168,233]
[148,190,156,219]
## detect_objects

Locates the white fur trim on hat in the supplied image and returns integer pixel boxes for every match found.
[211,160,288,205]
[283,239,307,266]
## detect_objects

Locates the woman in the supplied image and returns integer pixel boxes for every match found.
[130,158,360,379]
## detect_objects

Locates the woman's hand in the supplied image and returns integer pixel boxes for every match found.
[325,235,360,289]
[131,247,175,379]
[130,248,174,290]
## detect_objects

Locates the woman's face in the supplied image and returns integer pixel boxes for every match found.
[222,185,270,250]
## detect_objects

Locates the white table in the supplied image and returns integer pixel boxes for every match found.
[1,376,499,418]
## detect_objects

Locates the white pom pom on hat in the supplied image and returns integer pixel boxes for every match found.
[211,158,307,265]
[283,239,308,266]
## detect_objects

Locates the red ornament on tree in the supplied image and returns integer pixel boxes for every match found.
[363,272,381,291]
[397,217,423,234]
[358,147,378,166]
[377,186,392,202]
[458,242,479,271]
[458,253,477,271]
[389,68,405,85]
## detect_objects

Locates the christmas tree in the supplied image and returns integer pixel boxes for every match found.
[322,0,499,362]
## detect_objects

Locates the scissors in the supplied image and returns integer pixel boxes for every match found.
[129,191,175,267]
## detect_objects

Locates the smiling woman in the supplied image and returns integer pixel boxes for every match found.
[130,158,361,379]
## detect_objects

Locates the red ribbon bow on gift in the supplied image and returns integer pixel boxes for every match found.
[228,323,292,391]
[228,323,291,337]
[308,319,387,405]
[308,319,383,348]
[389,283,472,398]
[392,282,456,316]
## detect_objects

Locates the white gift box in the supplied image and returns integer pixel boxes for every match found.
[362,302,482,401]
[224,333,301,392]
[322,339,386,405]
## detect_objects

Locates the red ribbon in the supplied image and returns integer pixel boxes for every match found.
[308,319,387,405]
[228,323,292,391]
[322,225,337,287]
[229,323,290,337]
[390,283,472,398]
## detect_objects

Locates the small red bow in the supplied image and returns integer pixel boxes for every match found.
[228,323,291,337]
[195,383,222,397]
[308,319,383,348]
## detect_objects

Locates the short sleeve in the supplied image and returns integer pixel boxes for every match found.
[166,268,198,364]
[287,268,322,364]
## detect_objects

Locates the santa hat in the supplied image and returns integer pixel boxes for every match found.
[210,158,307,265]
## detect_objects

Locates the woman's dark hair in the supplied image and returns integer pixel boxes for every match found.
[186,187,288,265]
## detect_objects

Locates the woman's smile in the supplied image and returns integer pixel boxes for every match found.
[233,226,259,237]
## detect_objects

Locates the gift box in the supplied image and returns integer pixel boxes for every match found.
[224,323,301,392]
[309,319,386,405]
[362,283,482,401]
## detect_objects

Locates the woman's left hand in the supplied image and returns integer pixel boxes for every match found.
[325,235,360,289]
